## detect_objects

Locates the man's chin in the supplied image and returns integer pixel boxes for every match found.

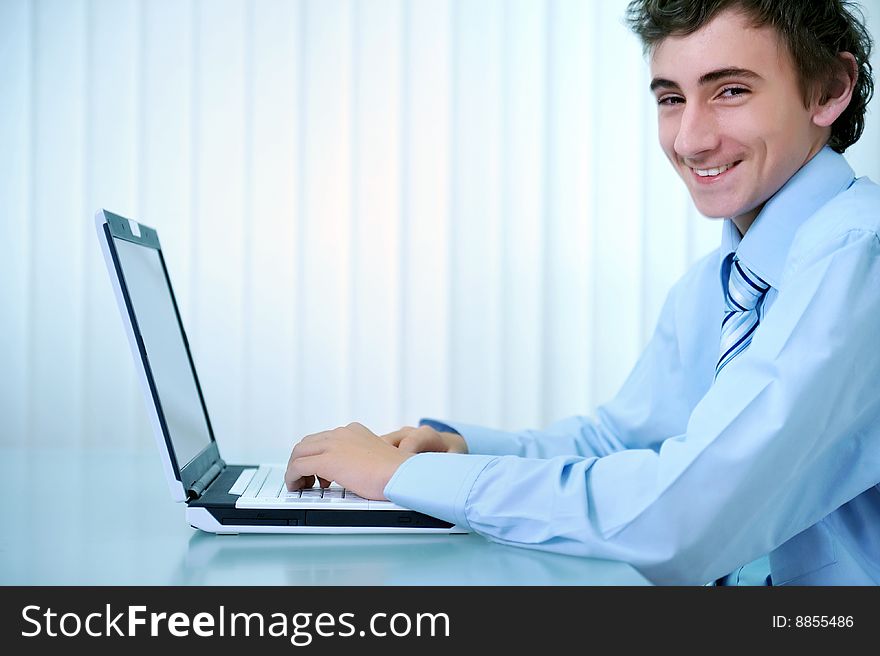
[689,202,733,220]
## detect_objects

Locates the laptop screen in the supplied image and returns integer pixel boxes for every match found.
[113,236,213,470]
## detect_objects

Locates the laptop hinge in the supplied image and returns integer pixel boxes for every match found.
[187,461,225,500]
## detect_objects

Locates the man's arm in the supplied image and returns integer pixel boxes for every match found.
[282,263,700,497]
[385,229,880,584]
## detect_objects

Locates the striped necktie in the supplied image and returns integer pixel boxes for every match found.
[712,254,771,587]
[716,254,770,379]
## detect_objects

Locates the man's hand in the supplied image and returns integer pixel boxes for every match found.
[285,422,414,500]
[381,425,468,454]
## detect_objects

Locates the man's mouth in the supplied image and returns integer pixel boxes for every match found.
[688,160,741,183]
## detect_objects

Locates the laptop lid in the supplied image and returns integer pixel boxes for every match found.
[96,209,223,502]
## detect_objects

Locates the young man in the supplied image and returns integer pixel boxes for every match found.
[284,0,880,585]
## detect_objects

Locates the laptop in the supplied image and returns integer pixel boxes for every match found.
[96,209,466,535]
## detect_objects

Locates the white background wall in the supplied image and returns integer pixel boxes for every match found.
[2,0,879,463]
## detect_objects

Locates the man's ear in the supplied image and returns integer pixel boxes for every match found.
[812,52,858,128]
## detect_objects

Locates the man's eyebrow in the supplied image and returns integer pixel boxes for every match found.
[649,67,763,92]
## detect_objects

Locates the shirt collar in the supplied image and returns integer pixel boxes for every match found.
[718,145,855,289]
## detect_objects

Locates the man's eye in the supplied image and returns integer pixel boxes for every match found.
[657,96,684,106]
[720,86,749,98]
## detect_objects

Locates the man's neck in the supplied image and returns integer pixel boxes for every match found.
[732,138,830,237]
[732,205,763,236]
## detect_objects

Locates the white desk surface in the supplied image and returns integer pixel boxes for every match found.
[0,447,649,586]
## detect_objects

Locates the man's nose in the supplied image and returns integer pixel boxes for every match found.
[673,103,720,161]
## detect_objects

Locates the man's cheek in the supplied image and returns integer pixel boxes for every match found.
[658,128,680,162]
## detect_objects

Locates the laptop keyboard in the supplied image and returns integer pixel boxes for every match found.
[232,466,381,507]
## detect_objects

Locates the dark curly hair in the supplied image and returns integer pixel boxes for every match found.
[624,0,874,153]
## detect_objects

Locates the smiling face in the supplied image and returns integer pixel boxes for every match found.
[650,8,831,234]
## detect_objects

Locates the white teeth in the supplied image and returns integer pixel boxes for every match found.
[694,162,734,177]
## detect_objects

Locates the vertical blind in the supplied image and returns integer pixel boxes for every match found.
[2,0,878,462]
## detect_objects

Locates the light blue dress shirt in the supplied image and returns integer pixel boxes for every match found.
[384,146,880,586]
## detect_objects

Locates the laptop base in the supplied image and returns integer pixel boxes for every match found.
[187,507,468,535]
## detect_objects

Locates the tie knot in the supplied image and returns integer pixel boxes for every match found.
[726,256,770,312]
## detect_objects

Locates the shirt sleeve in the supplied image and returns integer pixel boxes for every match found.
[417,273,698,459]
[386,229,880,585]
